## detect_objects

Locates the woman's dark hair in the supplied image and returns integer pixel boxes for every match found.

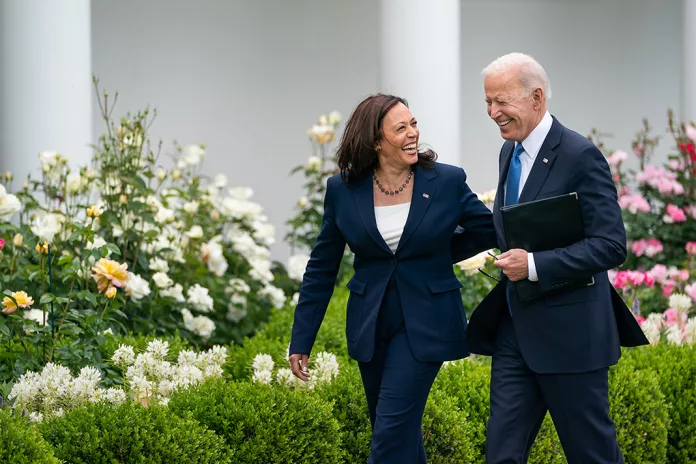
[336,94,437,183]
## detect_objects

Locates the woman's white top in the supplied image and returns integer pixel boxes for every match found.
[374,202,411,254]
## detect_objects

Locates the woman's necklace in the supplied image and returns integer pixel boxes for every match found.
[373,170,413,196]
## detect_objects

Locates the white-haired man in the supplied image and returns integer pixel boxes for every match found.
[467,53,648,463]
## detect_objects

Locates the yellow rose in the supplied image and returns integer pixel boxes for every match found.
[13,233,23,247]
[105,286,117,299]
[2,291,34,314]
[91,258,130,292]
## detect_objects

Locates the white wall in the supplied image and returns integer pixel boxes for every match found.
[460,0,682,193]
[91,0,682,262]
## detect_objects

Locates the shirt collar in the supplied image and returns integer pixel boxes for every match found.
[516,111,552,161]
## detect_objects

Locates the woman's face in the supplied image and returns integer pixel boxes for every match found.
[378,102,419,168]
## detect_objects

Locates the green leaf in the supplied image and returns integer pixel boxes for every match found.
[86,293,98,307]
[106,243,122,256]
[39,293,55,305]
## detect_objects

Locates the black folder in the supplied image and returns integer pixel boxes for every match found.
[500,192,594,301]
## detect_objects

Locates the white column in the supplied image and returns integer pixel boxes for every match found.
[684,0,696,123]
[379,0,461,166]
[0,0,93,185]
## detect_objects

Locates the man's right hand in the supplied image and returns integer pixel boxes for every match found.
[288,353,310,382]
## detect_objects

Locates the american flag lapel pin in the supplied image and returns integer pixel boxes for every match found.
[423,193,430,199]
[543,158,549,163]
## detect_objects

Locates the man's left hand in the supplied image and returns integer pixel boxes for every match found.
[493,249,529,281]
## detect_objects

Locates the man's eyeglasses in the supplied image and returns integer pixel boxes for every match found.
[477,251,500,283]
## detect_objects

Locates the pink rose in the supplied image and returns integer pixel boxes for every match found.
[669,159,686,171]
[663,284,675,297]
[631,240,647,257]
[686,283,696,301]
[687,242,696,256]
[643,273,656,287]
[664,308,688,327]
[678,269,691,281]
[635,315,646,326]
[688,206,696,221]
[649,264,669,284]
[607,150,628,167]
[0,238,4,251]
[645,239,663,258]
[613,271,630,290]
[628,271,646,286]
[618,194,650,214]
[686,125,696,141]
[664,204,687,223]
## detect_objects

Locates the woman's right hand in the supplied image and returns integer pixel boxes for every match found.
[288,353,310,382]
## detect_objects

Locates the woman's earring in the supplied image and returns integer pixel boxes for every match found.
[375,146,381,152]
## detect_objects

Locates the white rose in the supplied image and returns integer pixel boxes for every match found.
[66,172,82,193]
[227,278,251,294]
[187,284,214,312]
[155,168,167,181]
[183,144,205,166]
[228,187,253,201]
[297,196,309,208]
[181,308,215,339]
[259,284,287,309]
[214,174,228,188]
[249,258,274,284]
[220,197,263,219]
[287,254,310,282]
[152,272,174,289]
[155,207,175,224]
[457,250,488,275]
[160,283,185,302]
[39,151,60,171]
[186,225,204,239]
[328,111,342,126]
[149,257,170,273]
[183,201,199,214]
[0,184,22,221]
[30,213,64,243]
[306,156,322,171]
[85,235,108,253]
[252,221,275,247]
[126,273,151,301]
[227,299,247,323]
[24,309,47,326]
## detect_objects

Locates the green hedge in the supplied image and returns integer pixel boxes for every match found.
[0,408,60,464]
[241,283,678,462]
[609,358,669,463]
[40,401,232,463]
[168,379,345,464]
[623,344,696,463]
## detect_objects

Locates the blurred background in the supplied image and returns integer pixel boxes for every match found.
[0,0,688,262]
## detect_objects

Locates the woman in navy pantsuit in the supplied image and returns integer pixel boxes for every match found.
[288,94,497,463]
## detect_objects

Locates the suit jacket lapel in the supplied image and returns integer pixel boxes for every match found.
[497,141,515,205]
[352,174,393,255]
[397,165,436,252]
[518,117,562,203]
[494,142,515,250]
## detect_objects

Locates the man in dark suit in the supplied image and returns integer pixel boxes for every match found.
[466,53,648,463]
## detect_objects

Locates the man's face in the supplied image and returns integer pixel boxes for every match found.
[484,68,540,142]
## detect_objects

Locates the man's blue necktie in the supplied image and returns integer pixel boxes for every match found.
[505,143,525,206]
[504,143,524,315]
